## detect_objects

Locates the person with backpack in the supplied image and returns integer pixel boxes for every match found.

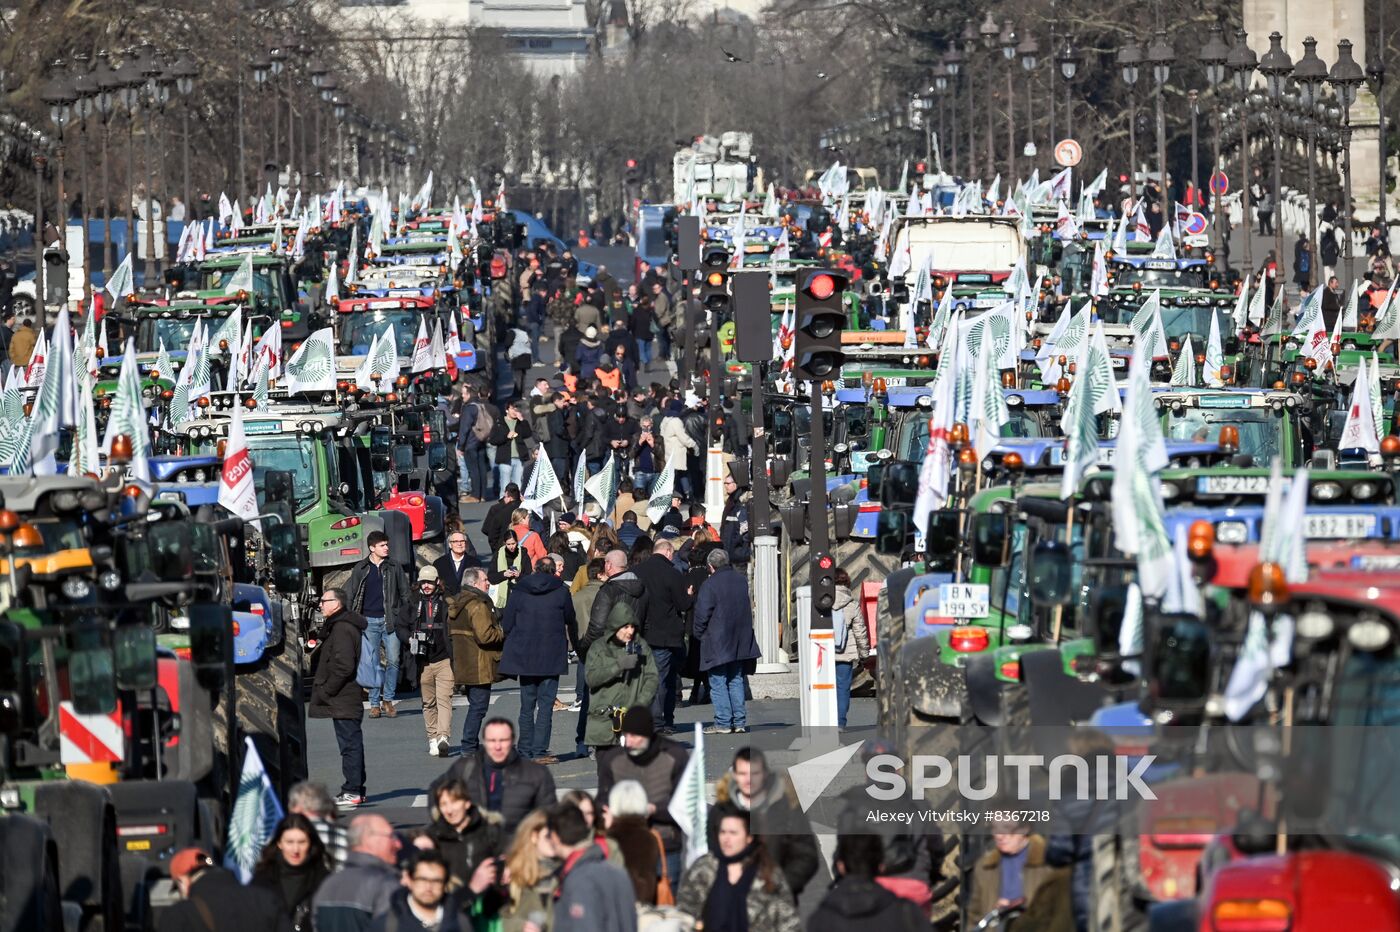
[309,588,369,809]
[830,569,870,729]
[457,383,494,503]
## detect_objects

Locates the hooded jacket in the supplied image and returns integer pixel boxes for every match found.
[439,748,556,837]
[499,571,578,678]
[574,334,603,375]
[708,769,821,899]
[582,604,658,746]
[449,586,504,687]
[580,571,646,657]
[806,876,928,932]
[830,585,871,664]
[309,609,367,721]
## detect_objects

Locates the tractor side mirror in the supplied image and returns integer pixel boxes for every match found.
[0,621,21,734]
[768,456,791,488]
[265,469,295,505]
[114,625,158,692]
[428,441,449,472]
[832,501,855,541]
[875,509,909,555]
[780,501,807,543]
[70,646,118,715]
[866,462,885,499]
[1030,540,1074,607]
[971,512,1011,567]
[266,523,306,593]
[370,425,393,473]
[188,603,232,692]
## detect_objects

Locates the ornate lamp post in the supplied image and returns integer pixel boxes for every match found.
[71,56,95,303]
[268,42,286,177]
[333,97,347,182]
[999,20,1018,181]
[1365,46,1386,231]
[1328,39,1366,282]
[1147,30,1176,235]
[137,44,167,283]
[169,50,198,218]
[944,45,963,178]
[250,54,270,201]
[1118,41,1143,202]
[114,49,143,268]
[1293,37,1328,278]
[94,51,119,277]
[1258,31,1293,281]
[309,59,329,180]
[1199,24,1231,261]
[932,62,949,176]
[1018,33,1040,165]
[1227,30,1258,272]
[40,65,75,310]
[1057,38,1083,140]
[980,13,1001,179]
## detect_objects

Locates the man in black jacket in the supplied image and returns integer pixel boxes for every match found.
[597,707,690,885]
[347,532,412,718]
[633,539,692,733]
[432,530,475,596]
[158,848,289,932]
[310,589,369,808]
[719,474,752,567]
[437,718,556,836]
[481,484,521,553]
[807,835,929,932]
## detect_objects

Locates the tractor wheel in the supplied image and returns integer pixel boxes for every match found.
[0,814,64,932]
[1090,833,1147,932]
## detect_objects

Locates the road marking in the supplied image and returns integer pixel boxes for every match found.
[409,784,718,807]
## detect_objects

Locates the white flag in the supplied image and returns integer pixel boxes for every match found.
[218,403,260,524]
[646,459,676,525]
[1111,343,1173,600]
[1339,354,1380,455]
[667,723,708,869]
[355,325,400,391]
[521,451,563,516]
[224,251,255,295]
[1150,224,1176,260]
[105,252,135,301]
[1204,308,1224,386]
[283,327,337,393]
[410,317,433,373]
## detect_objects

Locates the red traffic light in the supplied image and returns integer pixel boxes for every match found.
[806,273,837,300]
[626,158,638,168]
[817,554,834,571]
[914,161,927,173]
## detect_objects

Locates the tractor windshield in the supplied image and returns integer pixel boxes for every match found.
[248,437,319,512]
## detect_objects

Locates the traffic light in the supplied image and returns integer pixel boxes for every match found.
[731,271,770,363]
[625,158,640,184]
[794,268,848,380]
[700,244,731,311]
[812,551,836,613]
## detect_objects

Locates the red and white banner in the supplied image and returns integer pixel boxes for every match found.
[219,404,259,525]
[59,701,123,765]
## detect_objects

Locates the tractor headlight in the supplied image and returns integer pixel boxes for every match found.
[98,569,123,591]
[61,577,92,600]
[1215,521,1248,544]
[1347,618,1393,652]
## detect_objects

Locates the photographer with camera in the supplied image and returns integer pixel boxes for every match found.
[410,567,456,758]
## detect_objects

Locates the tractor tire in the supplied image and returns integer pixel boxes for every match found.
[1090,833,1147,932]
[31,782,123,932]
[0,814,63,932]
[235,646,307,801]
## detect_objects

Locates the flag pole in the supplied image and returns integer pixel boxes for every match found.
[1051,502,1076,643]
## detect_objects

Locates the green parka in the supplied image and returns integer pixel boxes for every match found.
[582,601,658,747]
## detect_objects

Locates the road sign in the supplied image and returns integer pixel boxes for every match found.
[1182,212,1208,236]
[1210,171,1229,196]
[1054,139,1082,167]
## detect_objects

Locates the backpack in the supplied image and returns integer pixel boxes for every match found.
[471,402,495,442]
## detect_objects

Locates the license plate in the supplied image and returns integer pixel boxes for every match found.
[1096,446,1116,465]
[1352,554,1400,570]
[1050,447,1066,466]
[884,377,907,387]
[1304,514,1377,539]
[939,583,990,618]
[1198,475,1270,495]
[974,297,1001,308]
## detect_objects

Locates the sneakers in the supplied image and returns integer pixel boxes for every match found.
[335,793,364,810]
[658,726,677,736]
[567,699,583,712]
[382,702,397,718]
[732,726,751,735]
[703,725,732,735]
[435,737,452,757]
[428,739,439,757]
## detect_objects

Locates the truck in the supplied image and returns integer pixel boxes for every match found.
[672,133,755,205]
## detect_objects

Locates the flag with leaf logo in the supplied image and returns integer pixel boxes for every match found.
[102,338,150,462]
[355,325,400,391]
[522,450,564,516]
[224,738,285,883]
[584,454,619,516]
[646,458,676,525]
[224,251,255,295]
[283,328,336,393]
[573,450,587,510]
[1111,343,1173,612]
[1170,335,1197,386]
[1204,309,1224,385]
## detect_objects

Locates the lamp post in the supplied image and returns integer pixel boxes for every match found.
[945,44,964,178]
[1118,41,1143,203]
[333,97,347,183]
[961,21,978,179]
[269,42,286,180]
[1258,31,1293,283]
[999,20,1018,181]
[1293,37,1328,280]
[71,56,95,305]
[1147,30,1175,237]
[1329,39,1366,283]
[933,62,950,176]
[309,58,329,179]
[1366,44,1386,231]
[115,49,143,270]
[30,131,46,319]
[250,54,270,200]
[1057,38,1082,140]
[981,13,1000,179]
[1227,30,1258,273]
[170,50,198,218]
[41,64,74,310]
[138,44,166,283]
[1018,33,1039,166]
[94,51,118,277]
[1200,24,1231,262]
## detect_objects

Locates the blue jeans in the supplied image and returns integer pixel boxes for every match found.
[835,661,854,728]
[332,718,365,797]
[460,685,492,753]
[651,646,685,728]
[517,675,559,759]
[495,457,523,494]
[364,616,400,705]
[707,660,747,730]
[461,445,488,499]
[636,338,653,367]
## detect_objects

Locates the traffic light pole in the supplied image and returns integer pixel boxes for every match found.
[806,378,831,629]
[704,302,726,525]
[749,361,770,530]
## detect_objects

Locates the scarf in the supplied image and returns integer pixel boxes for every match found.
[702,850,758,932]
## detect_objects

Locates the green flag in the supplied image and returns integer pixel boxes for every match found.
[224,251,255,295]
[646,458,676,525]
[1170,334,1197,386]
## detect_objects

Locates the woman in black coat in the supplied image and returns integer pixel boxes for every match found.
[251,813,332,932]
[682,539,721,704]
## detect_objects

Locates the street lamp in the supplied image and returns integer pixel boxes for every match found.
[1018,33,1039,163]
[1227,30,1258,272]
[309,58,329,179]
[932,61,949,176]
[40,64,75,313]
[1146,30,1175,234]
[1293,37,1328,276]
[1118,41,1143,202]
[169,50,198,221]
[94,51,118,276]
[946,39,966,178]
[71,56,96,304]
[1200,24,1231,260]
[137,44,166,283]
[1366,46,1387,230]
[318,74,337,181]
[332,96,347,182]
[1000,21,1018,180]
[1328,38,1365,282]
[1258,31,1293,281]
[1057,38,1083,139]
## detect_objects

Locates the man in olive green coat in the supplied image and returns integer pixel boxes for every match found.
[450,567,504,754]
[582,600,657,752]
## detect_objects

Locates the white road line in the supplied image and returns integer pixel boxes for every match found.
[410,784,718,807]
